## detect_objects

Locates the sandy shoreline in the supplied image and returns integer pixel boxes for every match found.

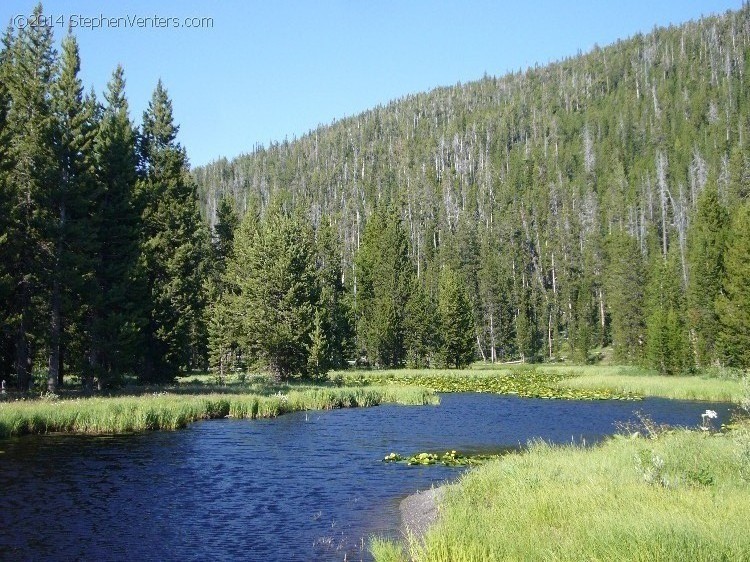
[399,485,446,543]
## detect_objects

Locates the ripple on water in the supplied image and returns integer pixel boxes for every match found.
[0,394,735,561]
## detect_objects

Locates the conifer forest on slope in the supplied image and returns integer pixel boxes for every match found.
[2,4,750,391]
[195,5,750,377]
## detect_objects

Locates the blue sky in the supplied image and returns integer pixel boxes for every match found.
[1,1,745,167]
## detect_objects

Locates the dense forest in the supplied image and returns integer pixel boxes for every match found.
[2,5,750,392]
[196,5,750,375]
[0,5,207,390]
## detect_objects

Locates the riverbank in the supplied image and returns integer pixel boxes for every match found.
[399,487,445,543]
[333,365,746,402]
[557,366,744,402]
[0,385,437,438]
[372,421,750,561]
[3,364,741,440]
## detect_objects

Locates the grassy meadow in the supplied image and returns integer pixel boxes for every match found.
[1,360,744,439]
[364,361,748,561]
[0,384,436,438]
[373,423,750,561]
[332,363,746,402]
[558,367,744,402]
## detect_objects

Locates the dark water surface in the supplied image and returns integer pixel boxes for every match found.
[0,394,734,561]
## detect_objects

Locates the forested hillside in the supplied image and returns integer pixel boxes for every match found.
[3,5,750,391]
[195,6,750,372]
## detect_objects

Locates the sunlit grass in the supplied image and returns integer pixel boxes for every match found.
[332,364,745,403]
[332,368,638,400]
[369,537,406,561]
[558,370,744,402]
[0,385,437,438]
[380,425,750,561]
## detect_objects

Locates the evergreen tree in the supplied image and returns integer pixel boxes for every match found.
[354,207,413,367]
[605,233,646,363]
[569,274,596,363]
[477,238,514,362]
[3,7,58,389]
[227,208,317,380]
[645,251,690,375]
[438,266,475,368]
[515,282,539,363]
[211,195,239,278]
[717,202,750,367]
[207,292,238,383]
[686,186,728,367]
[309,221,352,374]
[47,33,97,392]
[137,80,208,381]
[0,26,15,380]
[90,66,145,387]
[205,196,240,382]
[404,278,440,368]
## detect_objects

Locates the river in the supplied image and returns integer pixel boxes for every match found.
[0,393,734,561]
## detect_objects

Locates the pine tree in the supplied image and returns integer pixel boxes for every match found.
[438,266,475,368]
[227,208,317,380]
[3,7,58,389]
[605,232,646,363]
[515,282,539,363]
[354,207,413,367]
[309,221,352,375]
[569,274,596,363]
[211,196,239,278]
[208,200,258,380]
[137,80,209,381]
[404,278,440,368]
[0,26,14,381]
[47,33,97,392]
[207,292,238,383]
[90,65,145,387]
[686,186,728,367]
[717,202,750,367]
[477,238,514,363]
[205,195,240,382]
[645,251,690,375]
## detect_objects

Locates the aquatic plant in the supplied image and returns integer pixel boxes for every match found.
[383,450,503,467]
[335,369,640,401]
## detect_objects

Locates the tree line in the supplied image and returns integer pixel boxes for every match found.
[196,5,750,374]
[0,5,476,391]
[207,199,476,380]
[5,5,750,390]
[0,5,207,390]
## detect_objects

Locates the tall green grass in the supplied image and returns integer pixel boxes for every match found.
[334,365,745,402]
[381,427,750,561]
[0,386,436,438]
[559,371,744,402]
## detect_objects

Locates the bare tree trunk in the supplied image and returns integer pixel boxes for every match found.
[657,152,669,258]
[548,312,554,360]
[48,279,61,393]
[15,321,31,391]
[489,313,497,363]
[476,333,486,362]
[598,288,606,346]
